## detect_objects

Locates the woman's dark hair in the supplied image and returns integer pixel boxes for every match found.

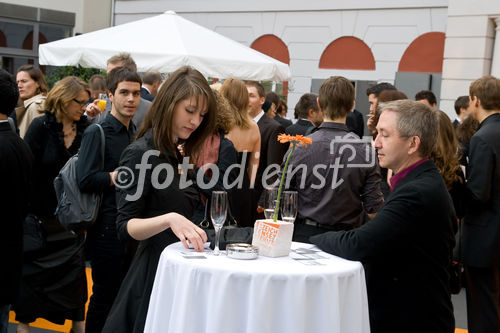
[431,110,462,190]
[17,64,48,96]
[137,66,217,161]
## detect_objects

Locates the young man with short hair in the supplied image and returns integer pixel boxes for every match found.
[461,75,500,333]
[453,95,471,128]
[77,67,142,333]
[246,81,288,218]
[284,76,383,243]
[415,89,437,109]
[86,53,151,128]
[285,93,322,136]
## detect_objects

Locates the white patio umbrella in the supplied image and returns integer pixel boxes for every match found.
[39,11,291,81]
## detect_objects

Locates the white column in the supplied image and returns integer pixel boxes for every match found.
[491,17,500,77]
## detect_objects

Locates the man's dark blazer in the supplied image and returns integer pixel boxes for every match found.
[0,122,33,306]
[346,109,364,138]
[285,119,314,136]
[254,115,288,204]
[311,160,456,333]
[462,113,500,267]
[140,87,155,102]
[274,115,292,128]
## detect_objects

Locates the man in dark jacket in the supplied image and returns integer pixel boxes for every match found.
[285,93,323,136]
[0,69,33,332]
[77,67,141,333]
[461,75,500,333]
[311,100,456,333]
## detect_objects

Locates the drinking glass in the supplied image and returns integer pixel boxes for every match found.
[280,191,298,223]
[264,187,278,219]
[97,93,107,111]
[210,191,227,255]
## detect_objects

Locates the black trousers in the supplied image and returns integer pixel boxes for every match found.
[464,265,500,333]
[85,223,131,333]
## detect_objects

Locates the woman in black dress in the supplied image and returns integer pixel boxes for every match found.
[103,66,217,333]
[14,76,90,333]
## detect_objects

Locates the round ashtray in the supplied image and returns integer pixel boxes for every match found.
[226,243,259,260]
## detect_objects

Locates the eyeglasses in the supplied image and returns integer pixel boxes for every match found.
[73,98,88,106]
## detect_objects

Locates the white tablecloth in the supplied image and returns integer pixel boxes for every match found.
[144,242,370,333]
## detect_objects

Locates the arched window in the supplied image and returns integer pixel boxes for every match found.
[251,34,290,97]
[319,36,375,70]
[22,31,48,50]
[398,32,445,73]
[250,34,290,65]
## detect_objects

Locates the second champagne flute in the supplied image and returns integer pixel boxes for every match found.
[210,191,227,255]
[280,191,298,223]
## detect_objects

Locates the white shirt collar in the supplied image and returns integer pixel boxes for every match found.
[455,117,462,123]
[253,110,265,123]
[0,119,8,123]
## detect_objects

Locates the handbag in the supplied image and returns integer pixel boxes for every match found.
[53,123,105,233]
[23,214,46,253]
[199,197,238,230]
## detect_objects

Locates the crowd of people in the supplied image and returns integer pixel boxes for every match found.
[0,52,499,333]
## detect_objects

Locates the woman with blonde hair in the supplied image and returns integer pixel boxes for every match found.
[14,76,90,333]
[15,65,48,137]
[220,78,261,227]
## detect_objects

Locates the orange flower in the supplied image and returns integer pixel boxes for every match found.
[277,134,312,147]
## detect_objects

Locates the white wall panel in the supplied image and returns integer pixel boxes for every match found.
[288,43,325,61]
[444,37,494,59]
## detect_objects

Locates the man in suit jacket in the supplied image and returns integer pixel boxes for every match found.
[286,93,323,136]
[461,76,500,333]
[265,91,292,128]
[311,100,456,333]
[0,69,33,331]
[140,70,162,102]
[346,108,364,138]
[452,95,471,129]
[85,53,151,129]
[247,81,288,214]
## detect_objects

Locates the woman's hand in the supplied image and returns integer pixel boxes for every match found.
[85,100,101,118]
[167,213,207,252]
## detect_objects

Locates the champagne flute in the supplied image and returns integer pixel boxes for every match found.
[280,191,298,223]
[264,187,278,219]
[210,191,227,255]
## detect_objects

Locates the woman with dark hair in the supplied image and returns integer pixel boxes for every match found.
[103,66,217,333]
[14,76,90,333]
[15,65,49,137]
[431,110,465,217]
[220,78,261,226]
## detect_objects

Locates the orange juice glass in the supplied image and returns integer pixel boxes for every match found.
[97,99,106,111]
